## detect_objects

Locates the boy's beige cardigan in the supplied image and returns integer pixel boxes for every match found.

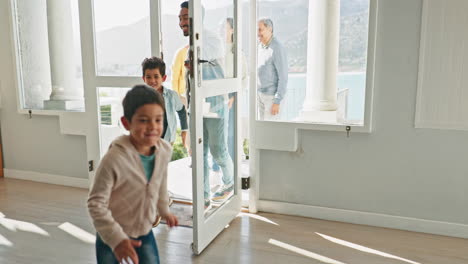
[87,135,172,250]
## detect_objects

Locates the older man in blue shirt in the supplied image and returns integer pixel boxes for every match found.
[257,18,288,120]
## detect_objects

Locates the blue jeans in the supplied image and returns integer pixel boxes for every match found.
[212,159,220,172]
[203,115,234,199]
[202,63,234,199]
[96,230,160,264]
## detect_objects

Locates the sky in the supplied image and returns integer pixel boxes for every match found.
[93,0,237,32]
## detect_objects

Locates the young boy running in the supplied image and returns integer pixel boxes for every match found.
[88,85,178,264]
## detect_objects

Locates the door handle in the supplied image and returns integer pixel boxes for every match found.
[197,46,202,87]
[197,59,215,66]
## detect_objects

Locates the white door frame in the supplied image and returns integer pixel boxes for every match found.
[189,0,242,254]
[78,0,163,185]
[248,0,259,214]
[79,0,242,254]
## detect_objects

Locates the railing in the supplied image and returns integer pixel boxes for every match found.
[100,105,112,125]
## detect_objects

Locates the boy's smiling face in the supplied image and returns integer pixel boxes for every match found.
[143,68,167,92]
[121,103,164,155]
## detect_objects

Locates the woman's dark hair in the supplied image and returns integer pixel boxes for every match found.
[226,17,234,43]
[226,17,235,53]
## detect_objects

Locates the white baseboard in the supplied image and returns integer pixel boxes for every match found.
[258,200,468,239]
[4,169,89,189]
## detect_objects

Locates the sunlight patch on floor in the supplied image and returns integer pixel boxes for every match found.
[268,238,347,264]
[316,233,421,264]
[0,218,49,236]
[238,212,279,226]
[0,233,13,247]
[58,222,96,244]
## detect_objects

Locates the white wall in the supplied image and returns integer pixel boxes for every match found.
[1,0,467,236]
[259,0,468,228]
[0,1,88,180]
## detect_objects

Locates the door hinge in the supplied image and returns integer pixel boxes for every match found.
[241,177,250,190]
[88,160,94,172]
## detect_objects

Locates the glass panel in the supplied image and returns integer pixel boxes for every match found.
[257,0,370,124]
[161,2,189,97]
[13,0,84,111]
[203,92,236,218]
[201,0,236,81]
[97,87,130,157]
[93,0,150,76]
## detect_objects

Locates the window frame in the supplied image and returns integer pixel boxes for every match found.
[251,0,378,134]
[9,0,163,117]
[9,0,89,116]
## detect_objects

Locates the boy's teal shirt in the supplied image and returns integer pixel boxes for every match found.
[139,153,155,181]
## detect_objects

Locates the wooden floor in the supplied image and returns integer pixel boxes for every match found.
[0,178,467,264]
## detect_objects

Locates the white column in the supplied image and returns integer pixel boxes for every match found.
[16,0,52,109]
[44,0,83,110]
[299,0,340,122]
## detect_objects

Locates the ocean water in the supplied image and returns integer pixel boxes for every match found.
[337,72,366,121]
[168,72,367,122]
[281,72,366,121]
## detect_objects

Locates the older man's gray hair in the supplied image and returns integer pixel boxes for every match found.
[258,18,274,33]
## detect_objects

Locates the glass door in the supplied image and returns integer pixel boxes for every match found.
[77,0,162,183]
[189,0,242,254]
[81,0,241,254]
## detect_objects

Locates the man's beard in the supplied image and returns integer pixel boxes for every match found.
[181,26,189,37]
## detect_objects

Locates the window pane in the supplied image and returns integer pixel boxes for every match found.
[201,0,236,81]
[203,92,236,218]
[93,0,150,76]
[161,2,189,94]
[98,87,130,157]
[13,0,84,111]
[257,0,370,124]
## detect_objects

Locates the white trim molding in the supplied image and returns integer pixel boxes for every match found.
[4,169,89,189]
[258,200,468,239]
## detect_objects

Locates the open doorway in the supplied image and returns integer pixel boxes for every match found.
[93,1,251,224]
[160,1,251,210]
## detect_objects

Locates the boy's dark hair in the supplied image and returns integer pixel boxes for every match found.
[122,85,165,121]
[141,56,166,77]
